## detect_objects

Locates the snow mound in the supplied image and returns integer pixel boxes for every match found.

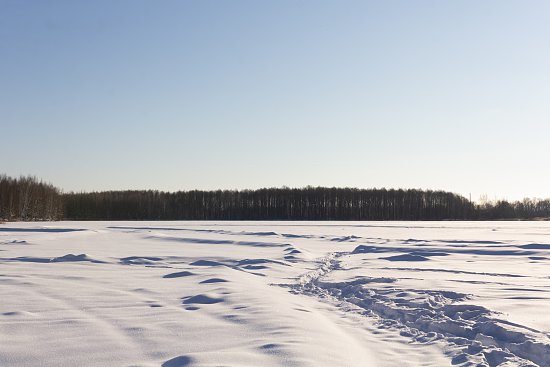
[50,253,103,263]
[161,355,194,367]
[182,294,225,305]
[189,259,225,267]
[199,278,228,284]
[163,271,195,279]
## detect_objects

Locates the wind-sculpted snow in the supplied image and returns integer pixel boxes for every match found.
[290,246,550,366]
[0,227,86,233]
[5,253,105,263]
[0,221,549,366]
[163,270,195,278]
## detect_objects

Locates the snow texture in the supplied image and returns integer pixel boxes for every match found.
[1,221,549,366]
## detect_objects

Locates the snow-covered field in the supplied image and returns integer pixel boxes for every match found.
[1,221,550,367]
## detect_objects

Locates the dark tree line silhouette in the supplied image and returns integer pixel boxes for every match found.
[2,174,550,221]
[477,199,550,220]
[62,187,475,220]
[0,175,63,221]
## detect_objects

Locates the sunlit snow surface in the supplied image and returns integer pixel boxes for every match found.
[1,221,550,366]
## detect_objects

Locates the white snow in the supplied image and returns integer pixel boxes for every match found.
[1,221,549,366]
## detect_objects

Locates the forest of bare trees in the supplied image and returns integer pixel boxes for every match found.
[1,174,550,221]
[62,187,474,220]
[59,189,550,220]
[0,175,63,221]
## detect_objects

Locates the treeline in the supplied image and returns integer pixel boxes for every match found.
[0,175,63,221]
[57,189,550,221]
[63,187,474,220]
[478,199,550,220]
[2,174,550,221]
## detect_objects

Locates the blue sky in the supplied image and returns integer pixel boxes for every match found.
[2,0,549,201]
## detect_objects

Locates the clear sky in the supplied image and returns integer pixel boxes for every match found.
[2,1,549,201]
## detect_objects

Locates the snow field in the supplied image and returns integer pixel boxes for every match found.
[1,221,549,366]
